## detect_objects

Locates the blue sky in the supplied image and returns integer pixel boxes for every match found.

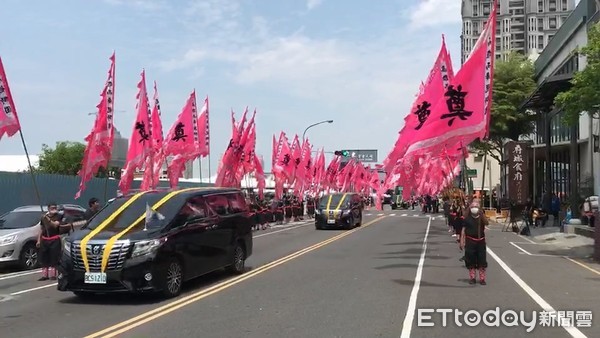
[0,0,462,177]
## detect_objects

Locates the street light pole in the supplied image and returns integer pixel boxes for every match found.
[302,119,334,142]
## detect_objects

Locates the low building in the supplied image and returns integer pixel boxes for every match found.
[520,0,600,210]
[465,150,502,193]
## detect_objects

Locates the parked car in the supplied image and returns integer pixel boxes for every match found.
[315,192,363,230]
[0,204,87,270]
[57,187,254,298]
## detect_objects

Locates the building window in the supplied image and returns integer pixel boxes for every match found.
[549,0,557,12]
[538,1,544,12]
[562,0,568,11]
[538,18,544,31]
[483,3,490,15]
[549,17,557,29]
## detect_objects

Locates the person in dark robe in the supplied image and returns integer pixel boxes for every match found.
[284,196,292,223]
[37,202,73,281]
[306,196,315,218]
[83,197,101,220]
[460,200,489,285]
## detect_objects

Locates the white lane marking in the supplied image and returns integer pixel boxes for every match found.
[487,247,588,338]
[377,213,384,216]
[253,222,311,238]
[509,242,567,258]
[400,216,432,338]
[365,213,372,216]
[401,214,408,217]
[389,214,396,217]
[10,283,57,296]
[510,242,533,255]
[0,269,42,281]
[514,232,537,244]
[413,214,419,217]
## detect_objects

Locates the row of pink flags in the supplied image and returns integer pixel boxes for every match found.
[378,2,498,200]
[1,1,497,205]
[74,53,211,198]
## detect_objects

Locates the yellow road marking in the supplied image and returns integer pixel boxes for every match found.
[81,192,147,272]
[100,188,199,272]
[564,257,600,276]
[85,215,387,338]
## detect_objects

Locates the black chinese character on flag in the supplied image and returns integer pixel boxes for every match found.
[135,121,150,143]
[440,85,472,126]
[414,101,432,130]
[172,122,187,142]
[281,154,291,166]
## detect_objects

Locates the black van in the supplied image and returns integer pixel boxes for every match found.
[315,193,363,230]
[57,187,253,298]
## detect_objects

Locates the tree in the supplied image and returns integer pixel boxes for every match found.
[470,52,537,162]
[37,141,86,176]
[554,22,600,125]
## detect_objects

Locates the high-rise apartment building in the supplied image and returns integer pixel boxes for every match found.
[461,0,576,64]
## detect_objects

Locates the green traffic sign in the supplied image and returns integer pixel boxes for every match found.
[467,169,477,177]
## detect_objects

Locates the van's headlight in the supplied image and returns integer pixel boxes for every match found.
[132,238,167,258]
[63,241,71,257]
[0,234,17,245]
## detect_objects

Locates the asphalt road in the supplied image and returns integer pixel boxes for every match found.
[1,208,599,338]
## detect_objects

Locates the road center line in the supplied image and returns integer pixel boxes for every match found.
[86,216,387,338]
[400,216,432,338]
[487,247,587,338]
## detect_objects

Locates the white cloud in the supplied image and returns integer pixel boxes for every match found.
[143,0,455,164]
[407,0,462,29]
[236,36,355,84]
[102,0,167,11]
[307,0,324,10]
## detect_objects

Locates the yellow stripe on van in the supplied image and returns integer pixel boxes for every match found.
[335,193,348,210]
[100,188,199,273]
[81,191,147,272]
[325,194,333,210]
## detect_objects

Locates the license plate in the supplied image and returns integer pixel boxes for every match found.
[84,272,107,284]
[327,219,336,224]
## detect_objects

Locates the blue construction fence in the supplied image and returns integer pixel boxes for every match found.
[0,171,214,214]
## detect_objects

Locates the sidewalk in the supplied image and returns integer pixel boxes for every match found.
[490,218,596,261]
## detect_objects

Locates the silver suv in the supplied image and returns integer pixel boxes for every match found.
[0,204,86,270]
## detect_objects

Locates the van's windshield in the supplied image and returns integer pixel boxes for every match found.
[85,193,181,231]
[318,195,351,210]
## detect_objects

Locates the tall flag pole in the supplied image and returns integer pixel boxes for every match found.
[0,57,43,211]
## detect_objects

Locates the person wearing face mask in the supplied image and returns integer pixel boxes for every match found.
[36,202,74,281]
[459,200,489,285]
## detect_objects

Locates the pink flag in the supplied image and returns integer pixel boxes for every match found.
[164,90,199,188]
[141,80,165,191]
[383,36,454,173]
[76,52,116,199]
[119,70,152,195]
[403,7,496,156]
[196,96,210,157]
[164,90,198,158]
[0,57,21,140]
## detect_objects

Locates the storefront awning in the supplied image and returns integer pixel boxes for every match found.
[520,73,573,111]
